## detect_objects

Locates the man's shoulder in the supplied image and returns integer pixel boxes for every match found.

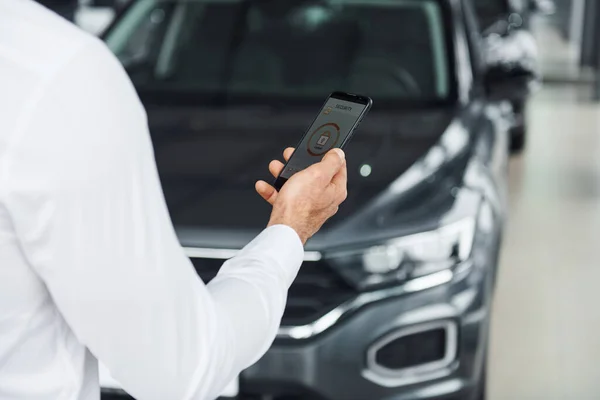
[0,0,97,81]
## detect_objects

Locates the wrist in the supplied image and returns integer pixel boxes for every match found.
[268,213,309,245]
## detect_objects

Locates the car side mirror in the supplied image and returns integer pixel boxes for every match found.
[484,63,536,101]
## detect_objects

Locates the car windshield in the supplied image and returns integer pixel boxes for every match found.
[105,0,454,105]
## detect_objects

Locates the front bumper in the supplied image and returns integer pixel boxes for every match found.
[241,262,493,400]
[102,255,496,400]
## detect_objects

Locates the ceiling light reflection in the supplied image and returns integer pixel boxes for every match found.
[360,164,372,177]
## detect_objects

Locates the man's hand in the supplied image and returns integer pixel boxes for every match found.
[255,147,348,245]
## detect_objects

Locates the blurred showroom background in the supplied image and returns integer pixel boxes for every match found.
[35,0,600,399]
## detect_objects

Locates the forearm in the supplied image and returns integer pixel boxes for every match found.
[181,225,302,399]
[209,225,302,361]
[197,275,283,399]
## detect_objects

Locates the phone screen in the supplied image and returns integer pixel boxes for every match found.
[278,95,370,182]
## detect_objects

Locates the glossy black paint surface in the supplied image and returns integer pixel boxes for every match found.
[101,0,514,399]
[145,105,453,238]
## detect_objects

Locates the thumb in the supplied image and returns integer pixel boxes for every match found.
[315,149,346,182]
[331,160,347,190]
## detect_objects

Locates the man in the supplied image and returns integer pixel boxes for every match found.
[0,1,347,399]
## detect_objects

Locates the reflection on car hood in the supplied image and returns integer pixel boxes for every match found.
[146,105,456,246]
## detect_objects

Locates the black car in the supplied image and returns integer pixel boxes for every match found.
[473,0,552,152]
[100,0,527,399]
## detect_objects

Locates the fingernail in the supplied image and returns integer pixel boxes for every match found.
[334,149,345,160]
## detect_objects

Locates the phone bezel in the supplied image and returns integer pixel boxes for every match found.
[273,91,373,191]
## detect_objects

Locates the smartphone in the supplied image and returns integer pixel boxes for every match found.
[274,91,373,191]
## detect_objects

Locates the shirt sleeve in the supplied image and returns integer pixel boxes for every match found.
[1,37,303,400]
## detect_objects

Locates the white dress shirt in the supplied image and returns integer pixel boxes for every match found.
[0,1,303,399]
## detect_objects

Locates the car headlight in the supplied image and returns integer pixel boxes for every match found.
[327,218,476,290]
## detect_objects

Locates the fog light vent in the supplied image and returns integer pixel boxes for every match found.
[364,321,458,387]
[375,327,447,370]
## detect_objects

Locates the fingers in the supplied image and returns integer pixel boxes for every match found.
[283,147,295,162]
[255,180,278,205]
[268,148,295,179]
[269,160,285,179]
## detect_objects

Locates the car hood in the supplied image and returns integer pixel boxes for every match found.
[146,105,459,249]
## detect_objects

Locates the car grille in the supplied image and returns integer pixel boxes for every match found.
[190,257,357,326]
